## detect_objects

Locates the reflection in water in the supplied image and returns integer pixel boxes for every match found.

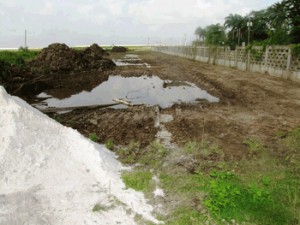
[113,54,151,67]
[37,75,219,109]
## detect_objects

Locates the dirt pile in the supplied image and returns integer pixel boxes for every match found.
[111,46,128,52]
[30,43,115,73]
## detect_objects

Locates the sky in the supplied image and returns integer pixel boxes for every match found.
[0,0,279,48]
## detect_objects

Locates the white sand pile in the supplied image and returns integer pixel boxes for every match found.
[0,86,160,225]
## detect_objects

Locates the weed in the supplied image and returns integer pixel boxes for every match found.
[166,207,208,225]
[53,115,62,123]
[184,141,223,158]
[243,138,266,156]
[89,132,99,142]
[203,170,293,225]
[183,141,224,172]
[272,172,300,224]
[117,141,141,164]
[278,127,300,172]
[92,203,108,212]
[0,60,11,82]
[122,171,153,192]
[139,141,167,167]
[105,139,114,150]
[117,141,167,166]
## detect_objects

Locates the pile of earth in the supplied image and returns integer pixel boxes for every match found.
[111,46,128,52]
[29,43,116,74]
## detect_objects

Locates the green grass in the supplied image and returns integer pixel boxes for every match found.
[110,127,300,224]
[243,138,266,156]
[202,170,293,225]
[92,203,109,212]
[89,132,100,142]
[122,171,153,192]
[167,207,208,225]
[116,141,141,164]
[0,49,39,83]
[156,136,300,225]
[105,139,114,150]
[0,50,39,66]
[100,45,150,51]
[116,141,167,166]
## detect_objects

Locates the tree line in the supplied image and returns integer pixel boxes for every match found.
[194,0,300,48]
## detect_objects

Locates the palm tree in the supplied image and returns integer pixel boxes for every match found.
[224,14,247,47]
[204,24,226,46]
[195,27,206,40]
[282,0,300,43]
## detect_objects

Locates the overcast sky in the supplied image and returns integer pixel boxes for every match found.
[0,0,279,48]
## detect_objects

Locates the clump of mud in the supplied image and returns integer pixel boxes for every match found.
[111,46,128,52]
[30,43,115,74]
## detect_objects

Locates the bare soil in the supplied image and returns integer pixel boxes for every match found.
[48,51,300,160]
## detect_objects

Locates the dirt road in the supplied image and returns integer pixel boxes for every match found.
[56,51,300,160]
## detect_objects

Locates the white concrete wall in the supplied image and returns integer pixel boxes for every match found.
[152,46,300,83]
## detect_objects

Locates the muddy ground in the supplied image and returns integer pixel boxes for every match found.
[32,51,300,160]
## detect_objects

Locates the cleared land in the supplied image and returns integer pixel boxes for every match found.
[3,49,300,224]
[51,51,300,224]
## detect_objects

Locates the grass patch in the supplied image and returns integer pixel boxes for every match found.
[166,207,208,225]
[139,141,168,167]
[92,203,109,212]
[183,141,225,173]
[0,50,38,66]
[116,141,167,166]
[184,141,224,158]
[117,141,141,164]
[89,132,99,142]
[122,171,153,192]
[202,170,294,225]
[280,127,300,166]
[105,139,114,150]
[243,138,266,156]
[117,128,300,224]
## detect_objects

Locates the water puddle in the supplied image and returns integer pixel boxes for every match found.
[113,54,151,68]
[35,75,219,110]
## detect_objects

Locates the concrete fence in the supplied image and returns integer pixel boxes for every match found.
[152,46,300,82]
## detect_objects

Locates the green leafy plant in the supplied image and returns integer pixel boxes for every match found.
[203,171,292,225]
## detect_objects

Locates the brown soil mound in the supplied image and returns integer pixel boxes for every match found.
[30,43,115,74]
[111,46,128,52]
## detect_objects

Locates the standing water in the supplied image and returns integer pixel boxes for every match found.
[36,75,219,109]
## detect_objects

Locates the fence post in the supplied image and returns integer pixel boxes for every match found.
[286,47,292,71]
[234,47,238,68]
[247,50,250,71]
[264,46,269,73]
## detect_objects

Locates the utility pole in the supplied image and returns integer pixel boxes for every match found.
[247,16,252,46]
[246,13,253,71]
[25,29,27,49]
